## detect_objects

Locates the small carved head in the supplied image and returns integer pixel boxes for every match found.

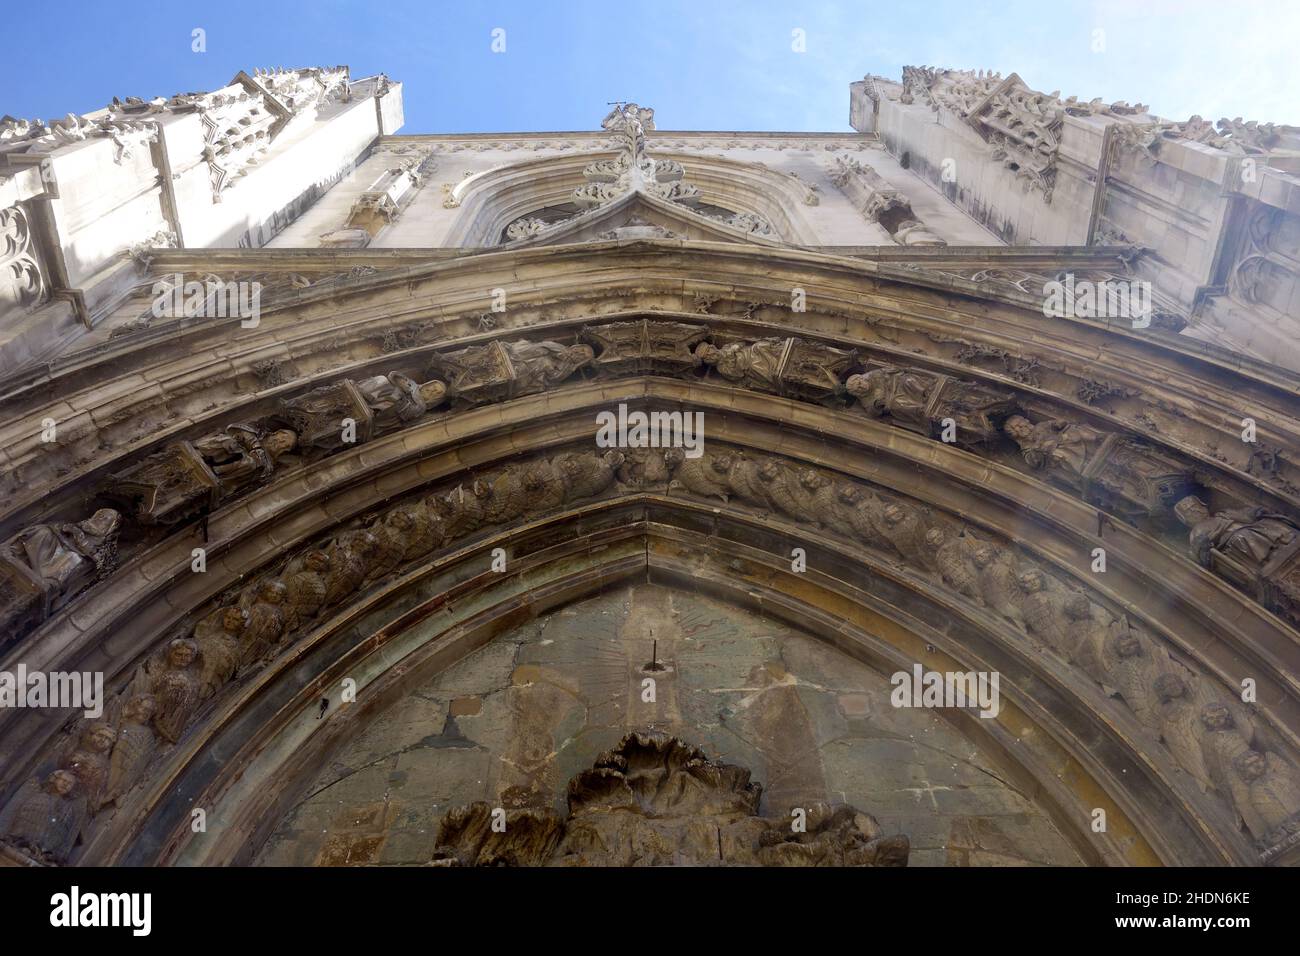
[82,508,123,540]
[971,545,996,568]
[567,344,596,367]
[694,342,721,366]
[799,469,825,491]
[1017,569,1046,594]
[167,638,198,668]
[418,380,448,405]
[662,448,686,469]
[711,453,734,474]
[45,769,78,797]
[924,527,945,549]
[221,606,248,634]
[602,450,626,470]
[1113,630,1142,658]
[1003,415,1034,443]
[83,723,118,753]
[1199,702,1233,732]
[882,504,907,526]
[258,580,288,605]
[265,429,298,457]
[1153,672,1189,702]
[837,484,861,505]
[304,551,332,572]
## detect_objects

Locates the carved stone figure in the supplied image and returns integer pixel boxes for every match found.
[971,545,1025,626]
[428,340,593,403]
[506,341,595,395]
[355,372,447,432]
[837,485,887,546]
[429,483,487,539]
[925,528,983,603]
[1017,569,1073,653]
[1198,703,1254,802]
[279,375,444,452]
[104,694,159,808]
[194,605,247,698]
[63,723,117,814]
[1153,672,1215,791]
[694,339,786,392]
[877,502,934,570]
[846,366,937,431]
[239,580,288,667]
[0,509,122,639]
[0,769,86,864]
[1231,750,1300,847]
[1004,415,1106,489]
[281,551,330,630]
[107,427,296,523]
[617,448,679,488]
[150,638,202,744]
[1005,415,1191,517]
[382,505,442,561]
[556,450,625,501]
[667,449,734,502]
[431,731,908,866]
[1174,495,1298,595]
[1094,626,1167,729]
[322,532,375,606]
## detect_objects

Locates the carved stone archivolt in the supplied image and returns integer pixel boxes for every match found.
[430,732,910,867]
[7,315,1298,650]
[6,433,1297,863]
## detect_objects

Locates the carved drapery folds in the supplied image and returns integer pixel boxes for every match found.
[830,156,945,246]
[0,509,122,643]
[430,732,910,866]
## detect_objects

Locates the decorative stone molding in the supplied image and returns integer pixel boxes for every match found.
[899,67,1147,202]
[0,203,47,319]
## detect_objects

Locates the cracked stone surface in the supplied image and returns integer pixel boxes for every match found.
[255,583,1081,865]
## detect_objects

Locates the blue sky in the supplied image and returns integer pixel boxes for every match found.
[7,0,1299,132]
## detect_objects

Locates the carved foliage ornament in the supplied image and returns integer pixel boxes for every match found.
[431,732,910,867]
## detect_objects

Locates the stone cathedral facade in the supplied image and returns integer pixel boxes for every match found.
[1,65,1299,868]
